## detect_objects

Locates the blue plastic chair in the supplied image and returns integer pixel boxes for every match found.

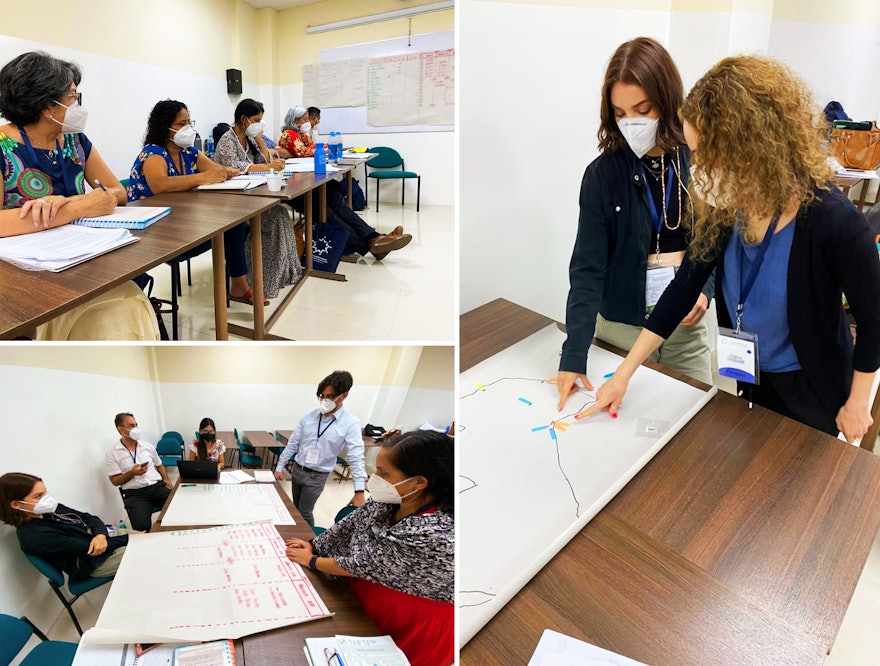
[0,614,77,666]
[162,431,185,446]
[156,436,184,467]
[24,555,113,636]
[234,428,263,468]
[365,146,421,212]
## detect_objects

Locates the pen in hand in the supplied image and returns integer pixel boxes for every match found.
[94,179,107,191]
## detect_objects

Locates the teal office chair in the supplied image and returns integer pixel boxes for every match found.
[162,431,185,446]
[365,146,421,212]
[234,428,263,468]
[156,437,184,467]
[24,555,113,636]
[312,503,360,538]
[0,615,77,666]
[268,432,286,469]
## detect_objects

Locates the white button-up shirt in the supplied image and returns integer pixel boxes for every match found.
[105,439,163,490]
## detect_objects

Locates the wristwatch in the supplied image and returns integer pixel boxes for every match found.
[308,555,318,572]
[354,490,365,494]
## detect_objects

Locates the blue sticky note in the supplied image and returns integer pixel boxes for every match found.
[531,425,549,432]
[604,372,615,379]
[518,397,532,405]
[549,428,557,440]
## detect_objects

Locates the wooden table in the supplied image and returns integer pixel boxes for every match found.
[0,193,278,340]
[152,479,378,665]
[221,164,358,339]
[460,299,880,665]
[244,430,282,468]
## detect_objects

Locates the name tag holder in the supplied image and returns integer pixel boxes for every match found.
[646,265,676,313]
[717,327,760,384]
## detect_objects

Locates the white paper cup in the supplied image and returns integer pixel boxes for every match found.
[266,174,283,192]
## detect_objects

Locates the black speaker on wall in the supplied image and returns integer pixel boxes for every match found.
[226,69,242,95]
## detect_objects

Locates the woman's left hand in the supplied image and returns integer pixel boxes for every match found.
[88,534,108,556]
[680,293,709,326]
[836,400,873,445]
[20,195,71,229]
[285,538,314,565]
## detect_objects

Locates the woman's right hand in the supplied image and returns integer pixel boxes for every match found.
[267,158,285,172]
[202,162,232,184]
[575,374,629,420]
[84,187,117,217]
[556,371,594,411]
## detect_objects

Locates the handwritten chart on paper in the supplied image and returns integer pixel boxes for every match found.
[367,49,454,126]
[459,324,715,645]
[160,484,296,526]
[303,59,369,109]
[83,522,330,643]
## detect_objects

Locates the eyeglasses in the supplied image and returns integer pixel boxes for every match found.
[171,120,196,130]
[318,392,339,400]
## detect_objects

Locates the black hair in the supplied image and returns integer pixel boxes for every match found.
[234,98,264,127]
[0,52,81,126]
[212,123,231,146]
[143,99,187,148]
[317,370,353,397]
[0,473,42,527]
[114,412,133,427]
[307,106,321,117]
[196,417,217,461]
[383,431,454,514]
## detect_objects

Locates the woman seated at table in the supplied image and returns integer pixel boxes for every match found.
[0,472,129,580]
[212,99,302,300]
[190,417,226,470]
[0,51,159,340]
[278,105,318,158]
[127,100,266,306]
[285,430,454,666]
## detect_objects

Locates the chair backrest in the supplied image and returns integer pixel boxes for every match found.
[156,437,183,457]
[24,554,65,587]
[334,505,358,523]
[366,146,404,169]
[0,614,32,665]
[162,431,185,445]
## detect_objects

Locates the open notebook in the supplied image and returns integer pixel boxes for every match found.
[0,225,138,272]
[72,206,170,230]
[197,175,267,190]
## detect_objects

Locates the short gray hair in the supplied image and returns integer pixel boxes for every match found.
[0,52,81,126]
[281,105,307,132]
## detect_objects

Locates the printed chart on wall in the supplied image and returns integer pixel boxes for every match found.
[458,324,716,645]
[160,484,296,527]
[83,522,330,643]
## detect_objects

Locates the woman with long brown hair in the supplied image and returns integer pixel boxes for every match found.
[582,56,880,443]
[557,37,713,411]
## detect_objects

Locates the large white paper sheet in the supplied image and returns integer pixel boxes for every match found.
[528,629,647,666]
[83,522,330,643]
[160,484,296,526]
[459,325,716,645]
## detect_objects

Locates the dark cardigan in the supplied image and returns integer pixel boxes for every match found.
[646,186,880,417]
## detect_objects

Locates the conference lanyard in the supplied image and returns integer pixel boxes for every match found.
[734,210,781,334]
[636,161,674,234]
[127,442,138,465]
[18,126,74,196]
[316,414,336,441]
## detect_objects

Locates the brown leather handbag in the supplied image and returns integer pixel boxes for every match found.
[830,122,880,170]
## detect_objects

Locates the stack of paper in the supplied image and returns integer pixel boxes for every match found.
[283,158,340,175]
[219,470,253,484]
[304,635,410,666]
[197,175,267,190]
[0,225,138,272]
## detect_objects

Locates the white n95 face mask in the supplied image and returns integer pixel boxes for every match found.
[52,100,88,134]
[298,121,312,134]
[617,117,658,158]
[319,398,337,413]
[690,164,733,209]
[171,124,196,148]
[367,475,416,504]
[246,121,265,138]
[19,494,59,515]
[127,427,143,441]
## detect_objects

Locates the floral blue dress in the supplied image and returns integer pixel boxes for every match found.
[126,144,199,201]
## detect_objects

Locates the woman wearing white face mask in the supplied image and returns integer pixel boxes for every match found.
[557,37,713,412]
[278,105,318,158]
[0,51,159,340]
[0,472,129,580]
[212,98,302,301]
[285,430,454,666]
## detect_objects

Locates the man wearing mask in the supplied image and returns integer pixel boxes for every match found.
[274,371,367,526]
[105,412,172,532]
[307,106,321,143]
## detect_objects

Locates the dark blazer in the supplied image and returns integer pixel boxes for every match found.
[16,504,128,581]
[560,146,714,374]
[647,186,880,417]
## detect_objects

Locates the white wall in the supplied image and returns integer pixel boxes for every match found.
[460,1,880,318]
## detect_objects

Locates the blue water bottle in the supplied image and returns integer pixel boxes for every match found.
[336,131,344,160]
[314,143,327,174]
[205,135,214,158]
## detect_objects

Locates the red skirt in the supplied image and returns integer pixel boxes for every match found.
[348,577,454,666]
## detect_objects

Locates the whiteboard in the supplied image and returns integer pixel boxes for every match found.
[315,30,454,134]
[459,325,716,645]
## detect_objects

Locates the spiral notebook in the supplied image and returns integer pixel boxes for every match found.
[72,206,171,230]
[171,639,235,665]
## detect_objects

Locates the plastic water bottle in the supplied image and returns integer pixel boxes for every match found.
[336,131,344,160]
[118,518,127,534]
[205,135,214,157]
[327,132,337,161]
[314,143,327,174]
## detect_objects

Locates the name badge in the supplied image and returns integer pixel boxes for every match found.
[646,265,675,311]
[305,448,320,465]
[717,327,760,384]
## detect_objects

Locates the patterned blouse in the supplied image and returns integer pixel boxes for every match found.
[213,129,265,172]
[127,144,199,201]
[312,499,454,602]
[1,130,91,209]
[189,440,226,461]
[278,129,316,158]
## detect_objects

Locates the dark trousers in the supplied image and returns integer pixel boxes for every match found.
[224,222,249,278]
[293,189,378,256]
[290,462,330,527]
[121,481,171,532]
[738,370,839,436]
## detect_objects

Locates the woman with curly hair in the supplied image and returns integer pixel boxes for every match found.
[556,37,713,412]
[581,55,880,443]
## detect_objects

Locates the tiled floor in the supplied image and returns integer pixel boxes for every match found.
[146,204,454,342]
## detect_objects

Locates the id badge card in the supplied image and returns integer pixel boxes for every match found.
[646,265,675,311]
[717,327,760,384]
[305,448,320,466]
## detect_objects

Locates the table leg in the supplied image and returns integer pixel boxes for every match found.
[319,183,327,227]
[212,233,228,340]
[345,170,353,207]
[305,191,313,271]
[250,213,265,340]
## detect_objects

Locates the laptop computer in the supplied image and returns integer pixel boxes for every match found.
[177,460,219,481]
